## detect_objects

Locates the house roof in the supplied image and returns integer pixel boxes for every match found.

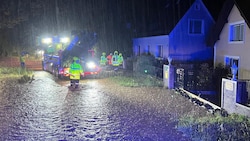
[206,0,250,47]
[234,0,250,28]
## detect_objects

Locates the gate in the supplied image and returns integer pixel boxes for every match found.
[175,68,184,89]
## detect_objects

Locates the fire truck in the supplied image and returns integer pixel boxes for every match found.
[42,30,101,79]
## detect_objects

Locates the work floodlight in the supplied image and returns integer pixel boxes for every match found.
[60,37,70,44]
[42,38,52,44]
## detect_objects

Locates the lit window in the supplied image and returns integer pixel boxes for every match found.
[224,56,238,68]
[229,22,244,42]
[224,56,239,78]
[189,19,203,34]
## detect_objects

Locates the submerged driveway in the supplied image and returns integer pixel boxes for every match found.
[0,71,191,140]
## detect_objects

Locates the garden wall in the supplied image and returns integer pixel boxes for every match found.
[221,78,250,117]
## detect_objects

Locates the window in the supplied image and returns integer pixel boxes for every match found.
[134,45,141,56]
[138,45,141,56]
[229,22,244,42]
[189,19,203,34]
[145,45,150,55]
[194,3,200,10]
[157,45,163,57]
[225,56,238,68]
[224,56,239,77]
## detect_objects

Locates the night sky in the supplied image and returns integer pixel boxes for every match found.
[0,0,226,56]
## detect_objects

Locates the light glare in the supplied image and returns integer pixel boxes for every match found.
[60,37,70,43]
[42,38,52,44]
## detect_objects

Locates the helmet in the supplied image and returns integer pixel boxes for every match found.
[102,52,106,56]
[114,51,118,55]
[21,52,25,56]
[119,53,122,56]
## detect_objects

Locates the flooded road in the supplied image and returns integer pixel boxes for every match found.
[0,71,190,141]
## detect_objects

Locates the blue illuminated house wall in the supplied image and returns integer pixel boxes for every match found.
[133,35,169,58]
[133,0,214,62]
[168,0,214,62]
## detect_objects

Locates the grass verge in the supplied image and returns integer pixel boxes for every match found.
[178,113,250,140]
[0,67,34,83]
[109,74,163,87]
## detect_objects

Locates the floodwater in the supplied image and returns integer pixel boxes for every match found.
[0,71,190,141]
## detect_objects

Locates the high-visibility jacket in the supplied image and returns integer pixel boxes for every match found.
[112,54,119,66]
[69,62,83,80]
[20,56,25,63]
[118,55,123,65]
[100,55,107,65]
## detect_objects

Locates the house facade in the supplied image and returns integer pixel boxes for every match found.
[132,35,169,58]
[169,0,214,62]
[133,0,214,62]
[214,3,250,79]
[210,0,250,116]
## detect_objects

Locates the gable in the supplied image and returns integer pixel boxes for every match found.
[235,0,250,28]
[169,0,214,35]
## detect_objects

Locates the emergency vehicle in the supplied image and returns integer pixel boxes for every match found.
[42,31,101,79]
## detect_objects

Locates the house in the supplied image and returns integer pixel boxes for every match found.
[207,0,250,116]
[132,35,169,58]
[133,0,215,62]
[209,0,250,80]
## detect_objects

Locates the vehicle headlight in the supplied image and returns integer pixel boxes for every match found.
[86,61,96,69]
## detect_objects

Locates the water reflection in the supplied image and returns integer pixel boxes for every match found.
[0,71,190,140]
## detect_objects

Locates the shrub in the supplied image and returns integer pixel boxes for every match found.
[134,55,157,76]
[110,74,163,87]
[0,67,32,75]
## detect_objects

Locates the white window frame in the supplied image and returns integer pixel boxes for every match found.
[188,19,204,35]
[228,21,245,44]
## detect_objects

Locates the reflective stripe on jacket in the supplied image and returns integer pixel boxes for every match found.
[118,56,123,65]
[112,55,119,66]
[100,56,107,65]
[69,62,83,80]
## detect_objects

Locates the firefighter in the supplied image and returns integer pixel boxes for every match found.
[100,52,107,66]
[112,51,119,66]
[19,53,26,69]
[118,53,123,66]
[107,53,112,65]
[69,57,84,88]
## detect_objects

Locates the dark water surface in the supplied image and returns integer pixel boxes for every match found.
[0,71,190,141]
